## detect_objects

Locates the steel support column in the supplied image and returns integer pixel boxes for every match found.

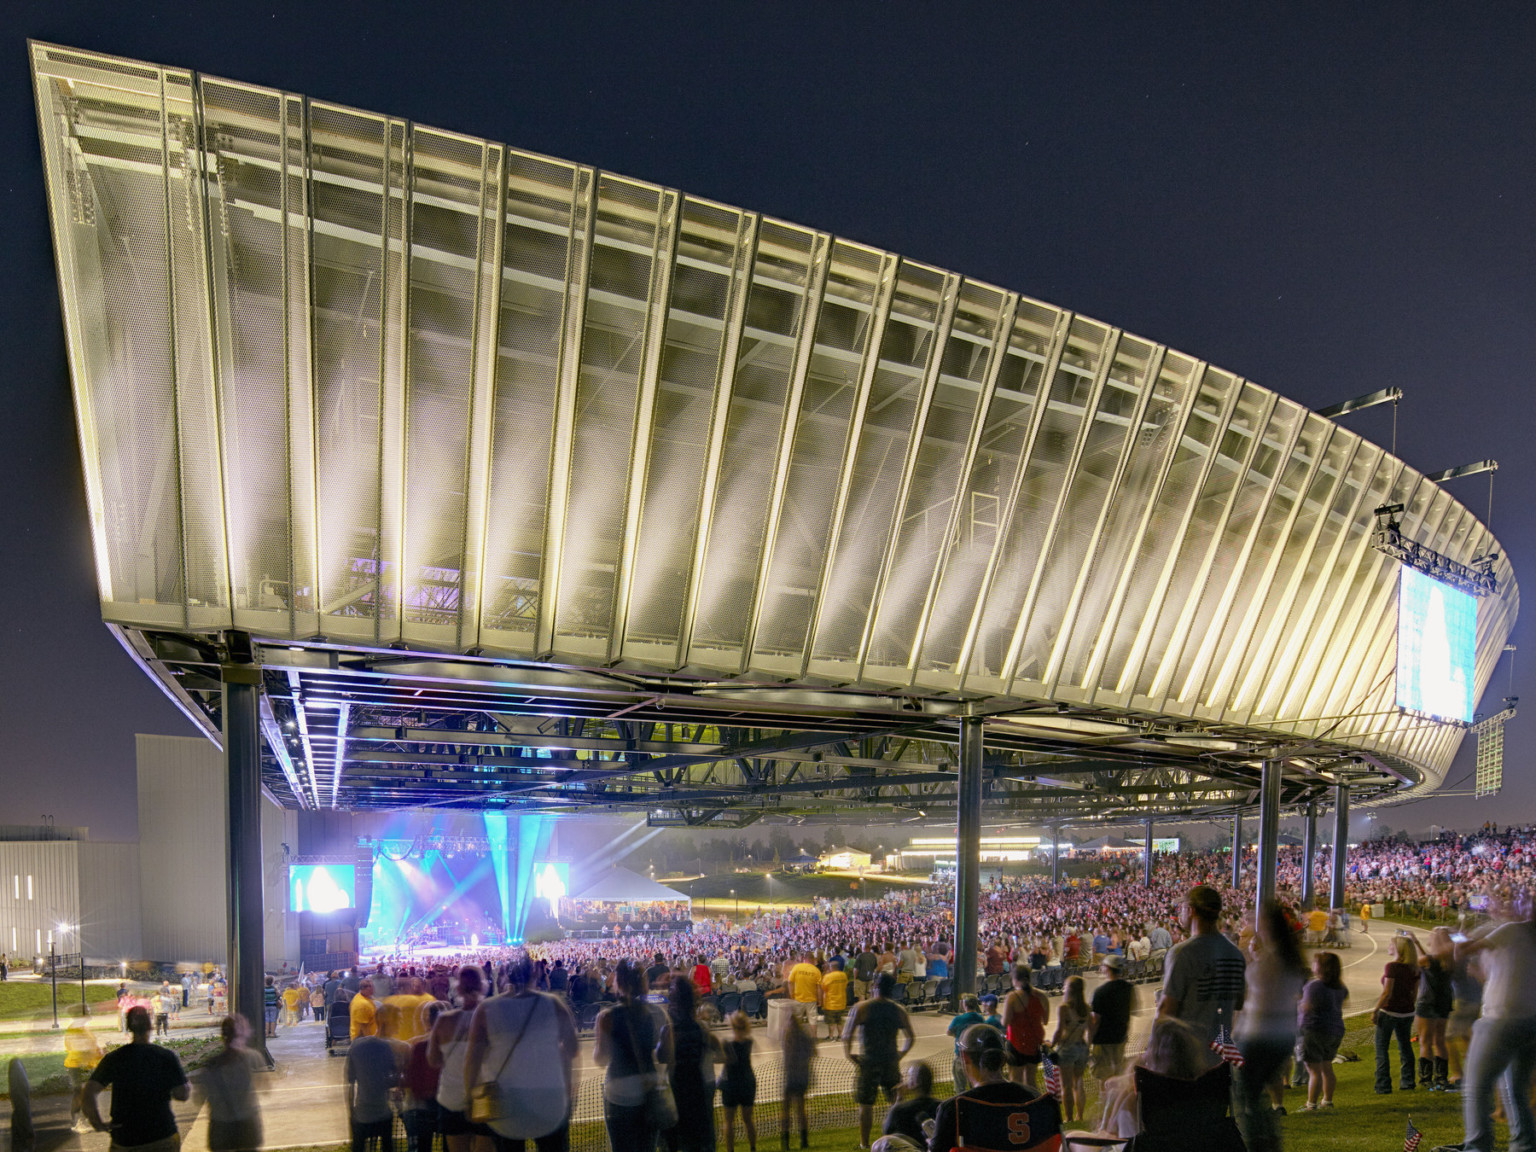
[1231,810,1243,887]
[1255,760,1282,909]
[1144,817,1154,887]
[1301,803,1318,909]
[1330,783,1350,911]
[954,716,983,1006]
[1051,827,1061,886]
[223,662,269,1064]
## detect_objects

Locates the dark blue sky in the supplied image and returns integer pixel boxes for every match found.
[3,2,1532,838]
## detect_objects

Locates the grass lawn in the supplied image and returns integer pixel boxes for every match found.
[0,981,118,1021]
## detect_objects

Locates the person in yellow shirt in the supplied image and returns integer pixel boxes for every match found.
[788,952,822,1029]
[281,983,304,1026]
[349,979,378,1039]
[820,958,849,1040]
[383,977,434,1042]
[64,1004,103,1132]
[1307,906,1329,945]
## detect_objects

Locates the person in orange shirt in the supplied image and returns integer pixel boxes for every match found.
[820,958,849,1040]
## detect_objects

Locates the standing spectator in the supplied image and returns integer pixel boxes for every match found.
[781,1011,816,1151]
[466,954,577,1152]
[788,953,822,1028]
[1001,965,1049,1089]
[1452,892,1536,1152]
[181,973,192,1010]
[820,958,848,1041]
[427,965,488,1152]
[1159,885,1246,1053]
[262,976,279,1039]
[1089,956,1136,1087]
[152,985,171,1039]
[979,994,1001,1030]
[880,1062,938,1147]
[718,1012,758,1152]
[595,959,664,1152]
[1297,951,1347,1110]
[854,944,878,1002]
[195,1014,266,1152]
[401,1001,444,1152]
[946,996,985,1093]
[1233,901,1307,1152]
[661,976,720,1152]
[1051,976,1091,1123]
[350,979,379,1040]
[1411,928,1455,1091]
[346,1018,408,1152]
[82,1005,191,1152]
[842,972,915,1150]
[691,955,713,996]
[1372,935,1419,1093]
[63,1004,103,1132]
[1446,948,1484,1092]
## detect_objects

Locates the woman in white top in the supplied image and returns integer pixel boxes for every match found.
[429,966,491,1152]
[465,954,578,1152]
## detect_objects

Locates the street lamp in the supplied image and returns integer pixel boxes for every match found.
[48,928,58,1029]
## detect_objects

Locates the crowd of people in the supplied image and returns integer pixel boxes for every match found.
[62,824,1536,1152]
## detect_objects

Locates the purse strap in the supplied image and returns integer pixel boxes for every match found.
[484,993,543,1089]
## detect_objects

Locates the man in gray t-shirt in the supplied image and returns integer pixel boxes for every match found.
[1159,885,1245,1054]
[346,1033,407,1143]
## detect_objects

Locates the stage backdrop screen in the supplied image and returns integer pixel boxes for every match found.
[1397,567,1477,724]
[290,864,357,913]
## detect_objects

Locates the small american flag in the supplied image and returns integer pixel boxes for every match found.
[1042,1052,1062,1100]
[1210,1026,1245,1067]
[1404,1118,1422,1152]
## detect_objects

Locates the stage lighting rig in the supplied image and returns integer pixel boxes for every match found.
[1372,504,1498,596]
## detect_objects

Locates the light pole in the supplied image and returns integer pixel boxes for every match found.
[48,929,58,1029]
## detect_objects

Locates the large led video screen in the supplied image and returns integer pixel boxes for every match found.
[290,864,356,913]
[1397,567,1477,724]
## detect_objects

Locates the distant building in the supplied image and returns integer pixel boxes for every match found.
[818,847,873,870]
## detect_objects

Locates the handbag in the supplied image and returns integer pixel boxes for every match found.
[620,1003,678,1129]
[468,997,542,1124]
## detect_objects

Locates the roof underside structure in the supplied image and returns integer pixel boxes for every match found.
[31,44,1519,828]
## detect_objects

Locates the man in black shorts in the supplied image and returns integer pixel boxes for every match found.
[842,972,914,1150]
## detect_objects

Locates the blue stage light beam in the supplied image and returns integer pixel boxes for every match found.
[511,815,554,944]
[484,812,513,944]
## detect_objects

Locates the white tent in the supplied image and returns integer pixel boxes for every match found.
[572,866,691,904]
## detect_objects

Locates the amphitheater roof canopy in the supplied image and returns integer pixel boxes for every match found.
[30,44,1518,825]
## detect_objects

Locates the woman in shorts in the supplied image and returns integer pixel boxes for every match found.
[1412,928,1455,1091]
[1298,951,1348,1110]
[1050,976,1091,1122]
[719,1012,758,1152]
[1001,965,1049,1090]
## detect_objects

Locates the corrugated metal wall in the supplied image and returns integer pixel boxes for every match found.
[136,734,228,964]
[78,842,143,962]
[263,794,298,967]
[0,842,79,962]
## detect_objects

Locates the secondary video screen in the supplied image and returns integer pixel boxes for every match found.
[1396,567,1477,724]
[289,863,356,912]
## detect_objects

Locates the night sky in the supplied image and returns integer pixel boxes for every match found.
[3,3,1532,841]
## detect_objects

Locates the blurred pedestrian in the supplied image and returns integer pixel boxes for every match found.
[661,975,720,1152]
[1051,975,1091,1123]
[596,958,664,1152]
[1233,901,1307,1152]
[63,1003,103,1132]
[1002,965,1049,1090]
[195,1014,266,1152]
[718,1012,758,1152]
[781,1010,816,1150]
